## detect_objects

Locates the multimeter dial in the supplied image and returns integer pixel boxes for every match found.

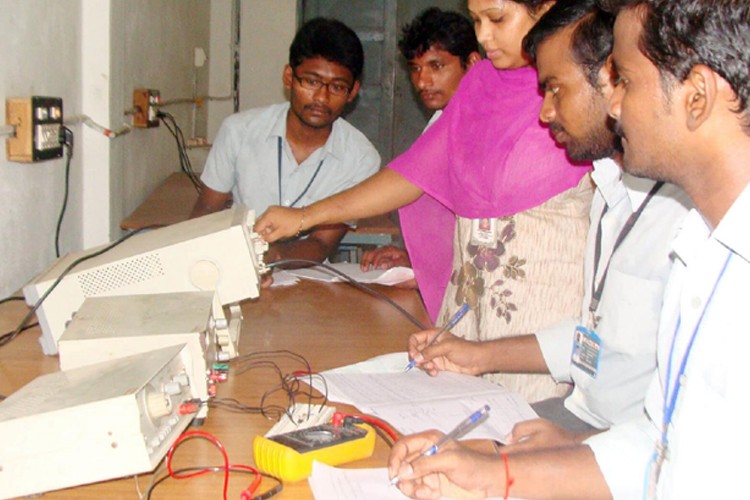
[269,424,368,453]
[254,422,376,481]
[303,430,335,444]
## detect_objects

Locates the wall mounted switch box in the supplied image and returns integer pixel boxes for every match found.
[133,88,160,128]
[5,96,64,162]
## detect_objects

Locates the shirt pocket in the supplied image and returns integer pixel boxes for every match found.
[597,268,664,355]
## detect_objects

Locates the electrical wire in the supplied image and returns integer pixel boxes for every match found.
[0,227,151,348]
[55,126,74,258]
[64,115,132,139]
[157,111,203,193]
[268,259,428,330]
[0,296,24,305]
[210,351,327,422]
[141,431,282,500]
[0,124,16,138]
[144,467,282,500]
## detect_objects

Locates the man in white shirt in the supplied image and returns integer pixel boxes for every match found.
[359,8,480,277]
[406,0,690,437]
[192,18,380,266]
[585,0,750,497]
[388,0,750,498]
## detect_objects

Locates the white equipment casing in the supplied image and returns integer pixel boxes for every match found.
[23,206,267,355]
[0,344,197,499]
[57,291,231,419]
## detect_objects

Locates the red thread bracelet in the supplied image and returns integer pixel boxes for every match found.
[502,452,515,500]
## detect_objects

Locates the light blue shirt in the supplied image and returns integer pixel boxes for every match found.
[535,158,691,428]
[201,102,380,215]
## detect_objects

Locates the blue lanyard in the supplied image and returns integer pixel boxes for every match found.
[277,136,325,208]
[649,252,733,495]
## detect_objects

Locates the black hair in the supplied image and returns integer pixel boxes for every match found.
[516,0,556,15]
[600,0,750,118]
[398,7,479,67]
[524,0,615,90]
[289,18,364,81]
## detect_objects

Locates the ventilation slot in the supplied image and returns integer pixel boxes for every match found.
[77,254,166,296]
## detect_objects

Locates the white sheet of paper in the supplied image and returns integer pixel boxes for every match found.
[269,269,300,287]
[324,352,408,375]
[288,263,415,286]
[309,462,409,500]
[308,462,512,500]
[310,369,536,443]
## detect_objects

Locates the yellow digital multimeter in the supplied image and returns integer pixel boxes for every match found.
[253,423,376,481]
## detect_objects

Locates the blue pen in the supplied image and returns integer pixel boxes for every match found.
[390,404,491,485]
[404,303,470,372]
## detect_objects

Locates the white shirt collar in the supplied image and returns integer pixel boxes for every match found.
[592,157,659,210]
[713,182,750,263]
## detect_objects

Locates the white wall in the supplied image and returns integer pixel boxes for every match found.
[240,0,298,109]
[0,0,300,298]
[109,0,210,232]
[0,0,83,297]
[208,0,236,140]
[0,0,211,297]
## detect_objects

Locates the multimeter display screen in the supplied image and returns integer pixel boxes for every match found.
[269,424,368,453]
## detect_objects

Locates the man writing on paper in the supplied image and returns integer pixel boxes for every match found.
[407,0,690,438]
[191,18,379,267]
[389,0,750,497]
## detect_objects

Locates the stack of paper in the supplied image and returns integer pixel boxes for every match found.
[309,352,537,443]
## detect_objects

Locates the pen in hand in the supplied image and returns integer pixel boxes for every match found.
[404,303,470,372]
[390,404,491,485]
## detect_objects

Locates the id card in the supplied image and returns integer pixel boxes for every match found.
[470,218,497,247]
[571,325,601,378]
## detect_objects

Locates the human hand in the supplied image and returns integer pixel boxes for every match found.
[260,273,274,289]
[360,246,411,271]
[254,206,304,242]
[388,430,503,499]
[504,418,588,452]
[408,331,485,377]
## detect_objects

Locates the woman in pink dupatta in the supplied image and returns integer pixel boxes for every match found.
[256,0,592,402]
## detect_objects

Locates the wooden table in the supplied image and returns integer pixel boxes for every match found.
[120,172,400,247]
[0,281,428,499]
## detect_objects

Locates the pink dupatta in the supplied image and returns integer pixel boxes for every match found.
[389,60,590,322]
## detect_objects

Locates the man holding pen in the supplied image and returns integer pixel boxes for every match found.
[389,0,750,497]
[408,0,690,440]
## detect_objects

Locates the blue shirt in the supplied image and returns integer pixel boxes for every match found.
[201,102,380,215]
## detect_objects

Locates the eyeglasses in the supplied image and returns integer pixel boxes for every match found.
[292,71,353,97]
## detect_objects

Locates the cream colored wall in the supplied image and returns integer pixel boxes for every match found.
[0,0,210,297]
[239,0,298,110]
[0,0,298,297]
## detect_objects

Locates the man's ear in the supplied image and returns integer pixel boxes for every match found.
[282,65,294,90]
[346,80,361,103]
[684,64,716,131]
[466,51,482,69]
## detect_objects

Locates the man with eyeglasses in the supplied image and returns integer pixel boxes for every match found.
[192,18,379,270]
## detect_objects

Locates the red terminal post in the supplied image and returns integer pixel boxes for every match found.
[209,371,228,383]
[331,411,346,428]
[178,399,202,415]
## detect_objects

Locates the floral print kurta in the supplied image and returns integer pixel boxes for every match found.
[437,175,593,402]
